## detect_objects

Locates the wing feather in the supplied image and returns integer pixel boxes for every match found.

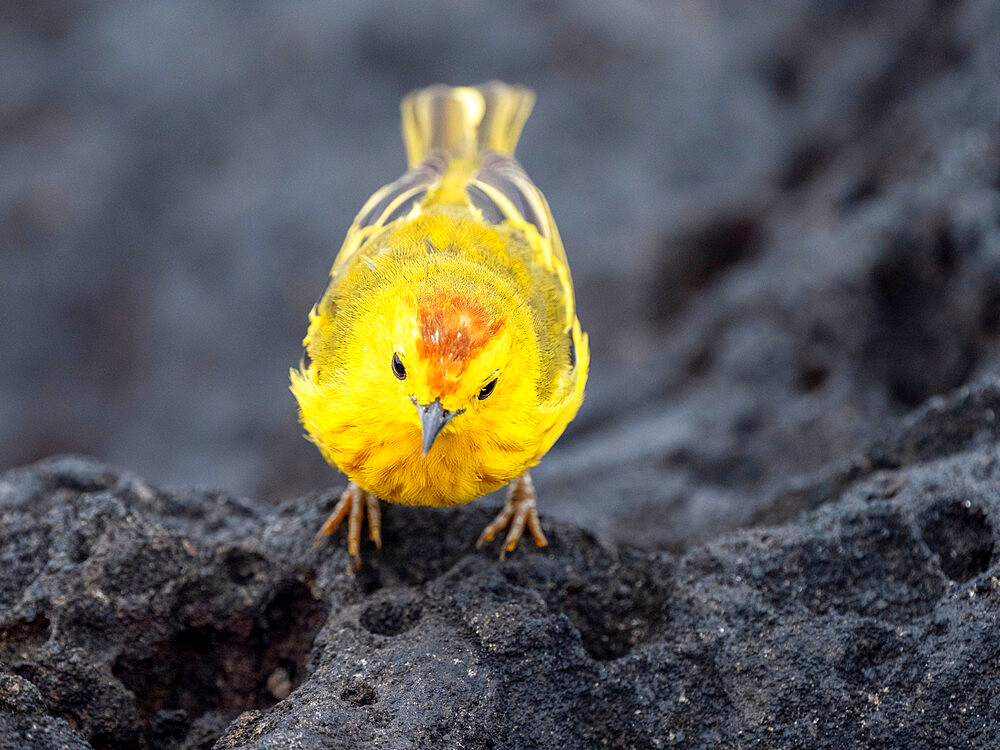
[330,83,575,332]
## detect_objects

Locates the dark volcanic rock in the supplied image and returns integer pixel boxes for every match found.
[3,378,1000,749]
[0,673,89,750]
[0,457,332,749]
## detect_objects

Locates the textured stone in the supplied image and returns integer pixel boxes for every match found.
[2,393,1000,749]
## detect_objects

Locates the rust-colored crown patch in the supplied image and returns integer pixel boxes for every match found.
[417,291,503,394]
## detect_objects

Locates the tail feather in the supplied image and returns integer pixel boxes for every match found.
[476,81,535,158]
[400,81,535,167]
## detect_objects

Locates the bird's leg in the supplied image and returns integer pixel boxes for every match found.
[476,471,547,560]
[315,482,382,572]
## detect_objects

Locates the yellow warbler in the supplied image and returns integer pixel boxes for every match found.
[291,82,588,569]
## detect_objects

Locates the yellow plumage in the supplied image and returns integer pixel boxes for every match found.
[291,82,588,567]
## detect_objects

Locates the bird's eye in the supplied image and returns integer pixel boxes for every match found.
[392,352,406,380]
[478,378,497,400]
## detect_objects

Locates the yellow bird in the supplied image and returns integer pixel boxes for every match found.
[291,82,589,569]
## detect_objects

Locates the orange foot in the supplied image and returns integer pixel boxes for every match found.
[315,482,381,572]
[476,471,548,560]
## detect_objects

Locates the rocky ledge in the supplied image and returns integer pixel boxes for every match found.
[3,380,1000,749]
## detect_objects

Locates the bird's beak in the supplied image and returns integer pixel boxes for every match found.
[416,399,463,456]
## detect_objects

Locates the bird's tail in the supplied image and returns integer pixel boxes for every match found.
[400,81,535,168]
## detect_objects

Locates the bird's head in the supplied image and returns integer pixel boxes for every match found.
[291,243,547,485]
[385,287,529,456]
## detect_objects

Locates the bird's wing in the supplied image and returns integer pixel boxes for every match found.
[329,156,445,285]
[331,81,575,330]
[467,152,575,328]
[329,151,575,327]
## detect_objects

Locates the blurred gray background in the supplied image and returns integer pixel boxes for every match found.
[4,0,1000,549]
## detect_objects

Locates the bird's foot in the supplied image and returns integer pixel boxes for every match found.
[476,471,547,560]
[315,482,381,572]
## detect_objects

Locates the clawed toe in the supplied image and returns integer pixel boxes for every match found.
[317,474,547,570]
[315,482,382,572]
[476,472,547,560]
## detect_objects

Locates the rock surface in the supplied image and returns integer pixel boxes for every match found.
[2,376,1000,748]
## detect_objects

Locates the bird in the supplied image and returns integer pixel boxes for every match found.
[290,81,588,570]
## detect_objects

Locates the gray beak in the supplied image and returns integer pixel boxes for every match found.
[417,399,463,456]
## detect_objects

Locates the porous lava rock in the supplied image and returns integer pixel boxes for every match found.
[3,377,1000,748]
